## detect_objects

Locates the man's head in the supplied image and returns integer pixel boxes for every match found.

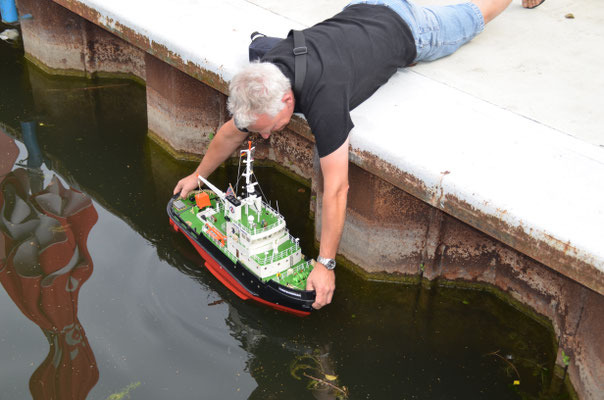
[228,61,294,139]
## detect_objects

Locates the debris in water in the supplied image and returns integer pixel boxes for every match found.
[105,381,141,400]
[565,13,575,19]
[485,350,521,384]
[291,353,348,399]
[0,29,19,42]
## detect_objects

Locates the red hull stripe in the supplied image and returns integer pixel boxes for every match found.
[170,219,310,317]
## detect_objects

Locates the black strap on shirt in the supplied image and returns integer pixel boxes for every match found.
[292,30,307,98]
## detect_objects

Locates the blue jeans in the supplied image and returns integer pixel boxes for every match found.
[347,0,485,62]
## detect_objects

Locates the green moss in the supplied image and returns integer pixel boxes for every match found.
[553,365,579,400]
[147,129,203,162]
[24,53,146,86]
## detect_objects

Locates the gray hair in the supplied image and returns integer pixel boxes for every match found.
[227,61,291,129]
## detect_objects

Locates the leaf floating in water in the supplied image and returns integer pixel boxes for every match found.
[462,300,470,305]
[565,13,574,19]
[513,380,520,386]
[105,381,141,400]
[325,374,338,381]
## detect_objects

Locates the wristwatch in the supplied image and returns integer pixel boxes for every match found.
[317,256,336,270]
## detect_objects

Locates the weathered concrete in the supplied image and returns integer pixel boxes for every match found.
[146,53,227,158]
[568,291,604,400]
[18,0,145,82]
[15,0,604,398]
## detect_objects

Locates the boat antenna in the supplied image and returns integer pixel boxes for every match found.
[241,141,269,202]
[252,170,269,203]
[276,200,280,215]
[234,148,244,196]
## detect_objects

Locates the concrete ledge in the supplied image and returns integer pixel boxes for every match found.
[349,70,604,296]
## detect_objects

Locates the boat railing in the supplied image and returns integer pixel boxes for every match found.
[263,202,280,218]
[251,242,301,266]
[215,197,283,235]
[273,260,312,283]
[236,215,284,236]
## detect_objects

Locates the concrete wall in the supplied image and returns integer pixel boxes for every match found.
[15,0,603,398]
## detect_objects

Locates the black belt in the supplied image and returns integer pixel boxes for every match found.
[292,30,307,98]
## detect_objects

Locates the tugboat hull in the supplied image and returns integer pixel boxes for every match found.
[168,197,315,316]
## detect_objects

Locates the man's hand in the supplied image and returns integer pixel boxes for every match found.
[172,119,248,199]
[173,173,200,198]
[306,261,336,309]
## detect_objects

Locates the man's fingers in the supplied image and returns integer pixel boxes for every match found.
[307,266,335,309]
[312,286,333,309]
[179,186,190,198]
[326,289,334,305]
[307,277,322,308]
[174,175,197,198]
[173,181,182,196]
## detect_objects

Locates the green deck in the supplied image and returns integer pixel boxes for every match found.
[239,203,279,232]
[173,191,313,289]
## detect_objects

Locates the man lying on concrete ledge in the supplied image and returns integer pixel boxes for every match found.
[173,0,544,310]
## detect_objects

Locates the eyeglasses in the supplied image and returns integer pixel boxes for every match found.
[235,122,251,134]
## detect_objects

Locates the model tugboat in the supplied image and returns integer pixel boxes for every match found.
[168,142,316,315]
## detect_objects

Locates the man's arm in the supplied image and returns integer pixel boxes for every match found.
[306,138,349,309]
[173,119,248,198]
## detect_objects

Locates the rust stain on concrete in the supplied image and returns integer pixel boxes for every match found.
[53,0,230,94]
[443,194,604,297]
[350,147,604,297]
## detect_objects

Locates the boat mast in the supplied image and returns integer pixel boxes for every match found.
[241,141,258,199]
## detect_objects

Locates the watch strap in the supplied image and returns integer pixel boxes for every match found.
[317,256,336,270]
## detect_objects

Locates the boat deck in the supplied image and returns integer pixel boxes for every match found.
[171,192,313,289]
[239,203,280,232]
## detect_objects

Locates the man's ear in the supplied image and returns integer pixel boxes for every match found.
[282,90,295,110]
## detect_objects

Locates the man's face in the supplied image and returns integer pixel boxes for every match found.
[248,106,293,139]
[245,90,295,139]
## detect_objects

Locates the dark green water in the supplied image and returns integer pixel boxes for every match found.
[0,27,570,399]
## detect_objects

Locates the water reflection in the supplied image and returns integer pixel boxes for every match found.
[0,127,99,399]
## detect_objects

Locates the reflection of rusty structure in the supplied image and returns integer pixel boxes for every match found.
[0,131,99,400]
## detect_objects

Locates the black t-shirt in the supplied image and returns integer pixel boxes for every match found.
[262,4,416,157]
